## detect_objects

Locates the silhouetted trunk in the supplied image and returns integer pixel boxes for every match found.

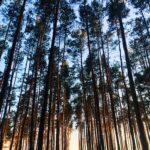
[29,61,38,150]
[96,37,111,150]
[83,1,104,149]
[46,30,54,150]
[116,27,136,150]
[80,42,92,150]
[51,93,56,150]
[0,55,19,149]
[0,0,27,112]
[99,28,120,150]
[56,30,67,150]
[138,91,150,139]
[37,0,60,149]
[116,86,128,150]
[18,85,32,150]
[15,121,22,150]
[117,6,148,150]
[10,58,29,150]
[105,64,120,150]
[29,23,46,150]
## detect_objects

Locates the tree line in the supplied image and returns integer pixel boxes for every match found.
[0,0,149,150]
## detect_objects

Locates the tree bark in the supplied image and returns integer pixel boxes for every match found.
[117,7,149,150]
[37,0,60,149]
[0,0,27,112]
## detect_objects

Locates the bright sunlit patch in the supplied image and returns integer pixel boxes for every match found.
[69,130,79,150]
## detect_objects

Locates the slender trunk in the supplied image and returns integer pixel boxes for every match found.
[29,23,46,150]
[51,94,56,150]
[100,31,120,150]
[117,8,149,150]
[37,1,60,149]
[0,40,21,128]
[116,27,136,150]
[10,58,29,150]
[0,0,27,112]
[0,62,19,150]
[83,2,104,149]
[80,40,92,150]
[56,34,63,150]
[97,37,111,150]
[29,63,38,150]
[46,85,53,150]
[18,84,33,150]
[15,118,23,150]
[138,91,150,139]
[117,87,128,150]
[56,29,67,150]
[46,31,55,150]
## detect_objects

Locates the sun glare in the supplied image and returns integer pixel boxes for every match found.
[69,130,79,150]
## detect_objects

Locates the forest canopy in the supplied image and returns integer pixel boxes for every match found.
[0,0,149,150]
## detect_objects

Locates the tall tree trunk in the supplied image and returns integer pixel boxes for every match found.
[79,33,92,150]
[117,6,149,150]
[99,29,120,150]
[0,0,27,112]
[97,37,112,150]
[84,2,104,149]
[0,56,19,150]
[29,59,38,150]
[18,86,32,150]
[10,58,29,150]
[29,23,46,150]
[56,30,66,150]
[37,0,60,149]
[116,27,136,150]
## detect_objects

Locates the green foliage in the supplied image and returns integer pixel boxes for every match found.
[107,1,129,22]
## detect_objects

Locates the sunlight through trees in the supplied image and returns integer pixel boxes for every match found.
[0,0,149,150]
